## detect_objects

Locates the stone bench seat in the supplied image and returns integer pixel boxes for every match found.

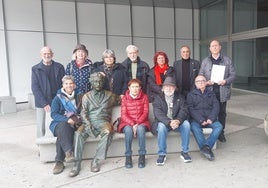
[36,104,215,162]
[0,96,16,114]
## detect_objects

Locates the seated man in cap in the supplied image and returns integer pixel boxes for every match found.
[69,72,121,177]
[152,77,192,165]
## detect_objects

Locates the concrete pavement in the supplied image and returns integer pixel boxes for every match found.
[0,89,268,188]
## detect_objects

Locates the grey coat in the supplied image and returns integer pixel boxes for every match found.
[199,54,236,102]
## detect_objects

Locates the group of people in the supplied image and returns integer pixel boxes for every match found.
[31,40,235,177]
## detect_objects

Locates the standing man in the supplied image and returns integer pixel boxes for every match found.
[69,72,121,177]
[173,45,200,97]
[31,46,65,138]
[152,77,191,165]
[199,40,236,142]
[121,45,150,94]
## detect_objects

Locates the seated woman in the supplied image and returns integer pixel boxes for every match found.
[147,51,174,102]
[49,75,81,175]
[117,79,151,169]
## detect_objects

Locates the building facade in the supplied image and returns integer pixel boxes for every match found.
[1,0,268,102]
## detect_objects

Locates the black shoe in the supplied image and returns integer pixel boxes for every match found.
[138,155,145,168]
[156,155,166,166]
[180,152,192,163]
[125,156,133,168]
[218,133,226,143]
[200,145,214,161]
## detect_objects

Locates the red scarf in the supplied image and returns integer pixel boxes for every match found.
[154,64,169,85]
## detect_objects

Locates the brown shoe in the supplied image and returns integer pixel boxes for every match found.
[91,158,100,173]
[53,161,65,175]
[65,151,74,163]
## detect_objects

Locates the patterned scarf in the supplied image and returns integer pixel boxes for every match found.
[154,64,169,85]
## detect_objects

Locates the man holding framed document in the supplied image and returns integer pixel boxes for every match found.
[199,40,236,143]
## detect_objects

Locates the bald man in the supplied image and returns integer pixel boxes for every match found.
[31,46,65,138]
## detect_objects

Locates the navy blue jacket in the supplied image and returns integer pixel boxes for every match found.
[186,87,219,124]
[31,61,65,108]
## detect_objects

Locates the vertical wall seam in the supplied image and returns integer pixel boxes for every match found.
[2,0,12,96]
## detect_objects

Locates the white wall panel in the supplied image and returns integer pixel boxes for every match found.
[175,8,192,39]
[0,31,9,96]
[4,0,42,31]
[107,36,131,63]
[132,6,154,37]
[156,38,175,64]
[77,3,106,35]
[45,33,77,67]
[106,5,131,36]
[43,1,76,33]
[7,31,43,102]
[133,37,154,67]
[155,7,174,38]
[79,35,107,63]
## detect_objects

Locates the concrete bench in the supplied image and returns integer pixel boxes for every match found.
[0,96,16,114]
[36,104,215,162]
[28,93,36,110]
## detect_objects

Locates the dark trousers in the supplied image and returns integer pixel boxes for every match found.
[54,122,75,161]
[218,101,227,133]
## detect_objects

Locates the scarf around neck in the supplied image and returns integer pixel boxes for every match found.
[154,64,169,85]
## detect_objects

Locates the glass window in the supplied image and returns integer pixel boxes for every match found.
[233,38,268,93]
[233,0,268,33]
[200,0,227,39]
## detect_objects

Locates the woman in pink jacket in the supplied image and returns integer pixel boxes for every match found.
[118,79,150,169]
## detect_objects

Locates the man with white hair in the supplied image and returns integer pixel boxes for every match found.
[121,45,150,94]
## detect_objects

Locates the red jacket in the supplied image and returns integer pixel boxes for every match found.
[118,90,151,133]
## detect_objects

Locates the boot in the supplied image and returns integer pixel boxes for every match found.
[218,132,226,143]
[69,161,81,177]
[53,161,65,175]
[138,155,145,168]
[125,156,133,168]
[91,158,100,173]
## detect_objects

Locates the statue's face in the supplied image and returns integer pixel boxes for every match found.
[91,75,104,91]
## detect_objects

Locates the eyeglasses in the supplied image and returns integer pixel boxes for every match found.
[195,80,206,83]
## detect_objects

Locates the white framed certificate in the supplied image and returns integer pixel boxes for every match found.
[211,64,225,83]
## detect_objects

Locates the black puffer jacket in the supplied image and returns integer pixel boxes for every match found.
[93,61,128,95]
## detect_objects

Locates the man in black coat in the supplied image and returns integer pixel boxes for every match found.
[173,45,200,97]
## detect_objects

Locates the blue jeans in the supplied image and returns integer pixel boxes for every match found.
[191,120,223,149]
[123,125,146,156]
[157,120,191,155]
